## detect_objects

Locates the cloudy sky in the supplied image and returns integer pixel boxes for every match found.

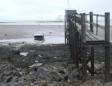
[0,0,111,21]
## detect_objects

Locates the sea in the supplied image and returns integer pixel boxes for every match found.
[0,21,64,25]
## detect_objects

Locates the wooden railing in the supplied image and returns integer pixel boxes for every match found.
[65,10,110,82]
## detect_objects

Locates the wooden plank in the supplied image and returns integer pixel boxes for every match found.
[87,40,106,45]
[86,14,105,17]
[93,14,105,17]
[86,30,102,40]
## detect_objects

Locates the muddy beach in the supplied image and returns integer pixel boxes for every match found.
[0,25,64,39]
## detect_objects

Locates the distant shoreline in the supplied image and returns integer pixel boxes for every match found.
[0,22,64,25]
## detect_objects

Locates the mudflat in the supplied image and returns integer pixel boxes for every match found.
[0,25,64,40]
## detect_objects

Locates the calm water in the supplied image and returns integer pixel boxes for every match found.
[0,21,64,25]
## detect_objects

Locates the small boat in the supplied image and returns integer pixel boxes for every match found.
[34,33,44,41]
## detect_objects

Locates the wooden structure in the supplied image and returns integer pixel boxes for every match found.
[65,10,110,81]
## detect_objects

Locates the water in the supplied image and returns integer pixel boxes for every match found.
[0,21,64,25]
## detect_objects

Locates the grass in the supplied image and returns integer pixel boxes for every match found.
[94,60,101,64]
[68,64,76,68]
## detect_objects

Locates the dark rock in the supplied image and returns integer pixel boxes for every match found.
[81,79,103,86]
[104,82,112,86]
[6,76,13,83]
[68,69,79,81]
[37,65,65,81]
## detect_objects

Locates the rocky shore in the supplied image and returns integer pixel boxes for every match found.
[0,44,112,86]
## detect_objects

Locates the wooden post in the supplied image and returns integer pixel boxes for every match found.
[96,15,98,35]
[81,13,86,43]
[105,12,110,82]
[66,10,70,45]
[81,13,87,81]
[90,12,94,76]
[90,12,93,32]
[65,10,77,45]
[65,10,67,45]
[91,47,94,76]
[65,10,70,45]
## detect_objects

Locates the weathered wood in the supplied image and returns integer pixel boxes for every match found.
[93,14,105,17]
[81,13,87,81]
[65,10,111,82]
[105,12,110,82]
[87,40,106,45]
[90,12,93,32]
[96,15,99,35]
[81,13,86,43]
[90,47,94,76]
[86,14,105,17]
[65,10,67,45]
[90,12,94,76]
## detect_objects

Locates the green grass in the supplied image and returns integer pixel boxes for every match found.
[68,64,76,68]
[94,60,101,64]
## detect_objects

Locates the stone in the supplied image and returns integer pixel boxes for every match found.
[8,80,28,86]
[6,76,13,83]
[37,65,65,81]
[29,63,43,68]
[81,79,103,86]
[68,69,79,81]
[104,82,112,86]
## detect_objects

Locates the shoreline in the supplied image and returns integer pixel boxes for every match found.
[0,25,64,44]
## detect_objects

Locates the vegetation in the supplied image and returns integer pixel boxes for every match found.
[94,60,101,64]
[68,64,76,68]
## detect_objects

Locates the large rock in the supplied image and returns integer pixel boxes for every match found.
[68,69,79,81]
[81,79,103,86]
[37,65,65,81]
[104,82,112,86]
[0,62,15,83]
[8,80,28,86]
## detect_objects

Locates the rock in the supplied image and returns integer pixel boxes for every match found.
[68,69,79,81]
[94,62,104,74]
[29,63,43,68]
[104,82,112,86]
[6,76,13,83]
[0,83,5,86]
[0,63,15,82]
[20,52,28,56]
[37,65,65,81]
[8,80,28,86]
[81,79,103,86]
[47,82,72,86]
[34,81,47,86]
[34,81,73,86]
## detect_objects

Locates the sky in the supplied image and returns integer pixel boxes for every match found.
[0,0,111,21]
